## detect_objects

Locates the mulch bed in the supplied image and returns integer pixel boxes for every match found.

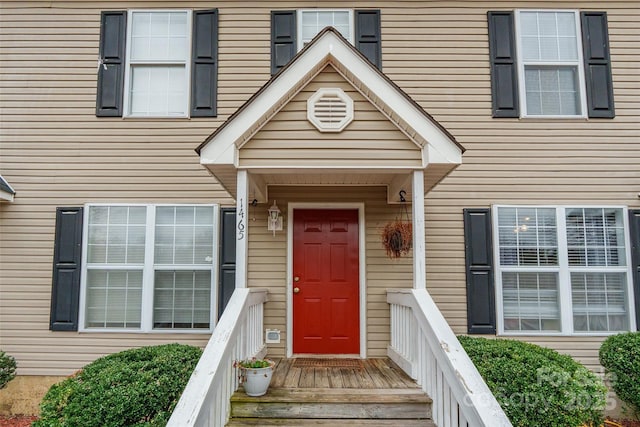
[0,416,38,427]
[608,418,640,427]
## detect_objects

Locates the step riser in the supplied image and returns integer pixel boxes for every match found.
[231,402,431,420]
[226,419,436,426]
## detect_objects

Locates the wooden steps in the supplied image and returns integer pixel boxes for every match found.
[227,388,432,425]
[225,358,433,426]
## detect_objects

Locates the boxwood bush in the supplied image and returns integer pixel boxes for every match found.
[0,350,17,389]
[458,336,606,427]
[599,332,640,417]
[33,343,202,427]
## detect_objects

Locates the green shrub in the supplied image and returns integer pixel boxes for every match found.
[458,336,606,427]
[0,350,17,389]
[33,343,202,427]
[599,332,640,417]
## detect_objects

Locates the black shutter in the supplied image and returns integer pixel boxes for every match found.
[487,11,519,118]
[191,9,218,117]
[581,12,615,118]
[218,208,236,319]
[50,207,83,331]
[355,10,382,70]
[463,208,496,334]
[629,210,640,330]
[96,11,126,117]
[271,11,296,75]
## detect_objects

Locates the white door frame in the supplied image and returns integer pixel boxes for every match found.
[286,202,367,358]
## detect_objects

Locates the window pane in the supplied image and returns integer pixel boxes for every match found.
[129,65,187,116]
[525,67,579,116]
[497,207,557,266]
[566,208,626,267]
[153,270,211,329]
[130,11,188,61]
[154,206,214,265]
[571,272,629,332]
[87,206,147,265]
[86,269,142,328]
[503,272,560,332]
[301,10,351,45]
[519,11,578,61]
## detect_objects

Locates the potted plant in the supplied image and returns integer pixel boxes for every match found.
[234,357,275,397]
[381,220,412,259]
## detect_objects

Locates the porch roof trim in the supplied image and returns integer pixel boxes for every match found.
[197,27,464,168]
[0,174,15,202]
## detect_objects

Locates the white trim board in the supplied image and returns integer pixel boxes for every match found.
[286,202,367,359]
[199,29,462,168]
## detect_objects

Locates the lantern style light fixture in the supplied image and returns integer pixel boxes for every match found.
[267,200,282,236]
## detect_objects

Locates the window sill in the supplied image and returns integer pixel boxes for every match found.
[122,115,191,120]
[79,328,214,334]
[498,331,631,337]
[519,115,588,121]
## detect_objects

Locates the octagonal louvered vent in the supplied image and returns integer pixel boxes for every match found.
[307,88,354,132]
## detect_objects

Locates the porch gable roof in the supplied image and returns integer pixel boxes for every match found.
[197,27,463,199]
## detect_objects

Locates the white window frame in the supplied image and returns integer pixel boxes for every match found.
[493,205,637,336]
[78,203,219,333]
[297,9,355,51]
[122,9,193,118]
[515,9,588,118]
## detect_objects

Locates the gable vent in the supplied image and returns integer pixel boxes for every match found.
[307,88,354,132]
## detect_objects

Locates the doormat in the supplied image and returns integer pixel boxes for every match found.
[293,358,362,368]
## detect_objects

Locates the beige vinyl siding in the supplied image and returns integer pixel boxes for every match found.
[240,65,422,169]
[0,1,638,376]
[248,186,412,358]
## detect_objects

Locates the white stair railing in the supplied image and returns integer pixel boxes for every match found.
[388,289,512,427]
[168,288,268,427]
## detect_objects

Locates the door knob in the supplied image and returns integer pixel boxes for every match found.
[293,287,300,294]
[294,276,300,282]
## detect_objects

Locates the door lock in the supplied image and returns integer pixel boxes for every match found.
[294,276,300,282]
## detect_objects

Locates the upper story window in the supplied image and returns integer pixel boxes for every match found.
[124,11,191,117]
[516,11,586,117]
[298,10,354,50]
[270,9,381,75]
[487,10,614,119]
[96,9,218,118]
[80,204,217,332]
[494,206,635,335]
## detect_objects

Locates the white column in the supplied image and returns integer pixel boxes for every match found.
[235,170,248,288]
[412,170,426,290]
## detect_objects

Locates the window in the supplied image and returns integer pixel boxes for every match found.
[124,11,191,117]
[270,9,380,75]
[96,9,218,118]
[516,10,586,117]
[488,10,614,119]
[298,10,354,50]
[81,204,217,331]
[494,206,635,334]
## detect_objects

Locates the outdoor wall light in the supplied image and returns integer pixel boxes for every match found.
[267,201,283,236]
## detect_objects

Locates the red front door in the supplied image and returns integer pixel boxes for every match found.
[293,209,360,354]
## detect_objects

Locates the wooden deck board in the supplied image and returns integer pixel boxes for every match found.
[269,358,419,390]
[283,366,302,388]
[270,358,293,388]
[328,367,344,388]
